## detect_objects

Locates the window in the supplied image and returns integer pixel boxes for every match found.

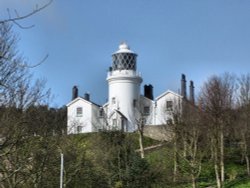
[143,106,150,116]
[133,99,137,108]
[166,101,173,111]
[99,108,104,117]
[76,107,83,116]
[113,119,117,126]
[112,97,116,104]
[77,126,82,133]
[121,118,126,131]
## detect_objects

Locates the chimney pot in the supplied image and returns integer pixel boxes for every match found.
[84,93,90,101]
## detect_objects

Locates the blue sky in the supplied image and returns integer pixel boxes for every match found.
[1,0,250,107]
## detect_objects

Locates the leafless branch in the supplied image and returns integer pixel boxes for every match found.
[21,54,49,68]
[0,53,49,69]
[0,0,53,28]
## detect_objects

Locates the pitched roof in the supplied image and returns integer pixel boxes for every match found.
[155,90,183,101]
[140,95,154,102]
[115,110,128,120]
[66,97,101,107]
[108,109,128,120]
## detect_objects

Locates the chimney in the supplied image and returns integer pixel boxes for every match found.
[84,93,90,101]
[189,80,195,104]
[72,86,78,100]
[144,84,154,100]
[181,74,187,99]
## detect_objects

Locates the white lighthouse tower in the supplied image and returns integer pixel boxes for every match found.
[107,43,142,132]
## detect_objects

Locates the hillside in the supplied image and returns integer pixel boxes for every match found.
[63,133,250,188]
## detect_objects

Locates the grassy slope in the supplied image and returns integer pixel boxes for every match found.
[70,133,250,187]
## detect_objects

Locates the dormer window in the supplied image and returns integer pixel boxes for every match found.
[76,107,83,117]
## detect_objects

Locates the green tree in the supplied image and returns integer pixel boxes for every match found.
[92,131,157,188]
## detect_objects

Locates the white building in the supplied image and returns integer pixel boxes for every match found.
[67,43,195,134]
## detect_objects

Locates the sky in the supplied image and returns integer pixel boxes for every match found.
[1,0,250,107]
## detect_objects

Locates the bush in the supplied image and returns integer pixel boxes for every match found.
[226,163,245,181]
[199,162,215,182]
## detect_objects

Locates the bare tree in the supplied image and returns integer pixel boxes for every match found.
[199,73,236,188]
[0,2,59,187]
[0,23,50,109]
[163,98,206,188]
[0,1,52,68]
[181,101,207,188]
[0,22,51,187]
[136,112,146,159]
[236,73,250,176]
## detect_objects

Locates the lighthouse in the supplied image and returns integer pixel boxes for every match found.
[67,42,193,135]
[107,42,142,131]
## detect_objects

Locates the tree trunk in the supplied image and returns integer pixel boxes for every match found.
[138,129,144,159]
[173,134,177,183]
[213,137,221,188]
[191,174,196,188]
[183,139,187,158]
[242,136,250,176]
[220,127,225,184]
[246,155,250,176]
[214,146,221,188]
[183,131,187,158]
[215,159,221,188]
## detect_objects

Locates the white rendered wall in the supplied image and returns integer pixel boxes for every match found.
[154,92,182,125]
[91,105,104,131]
[139,96,154,125]
[107,70,142,131]
[67,98,93,134]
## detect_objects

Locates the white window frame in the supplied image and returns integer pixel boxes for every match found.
[99,108,104,117]
[76,107,83,117]
[166,101,173,111]
[143,106,150,116]
[77,126,82,133]
[113,119,117,126]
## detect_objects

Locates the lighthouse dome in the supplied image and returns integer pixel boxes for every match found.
[114,42,135,54]
[112,42,137,71]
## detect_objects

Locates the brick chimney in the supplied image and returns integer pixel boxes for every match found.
[189,80,195,104]
[181,74,187,99]
[72,86,78,100]
[144,84,154,100]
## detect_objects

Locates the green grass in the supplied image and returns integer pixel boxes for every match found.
[68,131,160,152]
[234,181,250,188]
[224,178,250,188]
